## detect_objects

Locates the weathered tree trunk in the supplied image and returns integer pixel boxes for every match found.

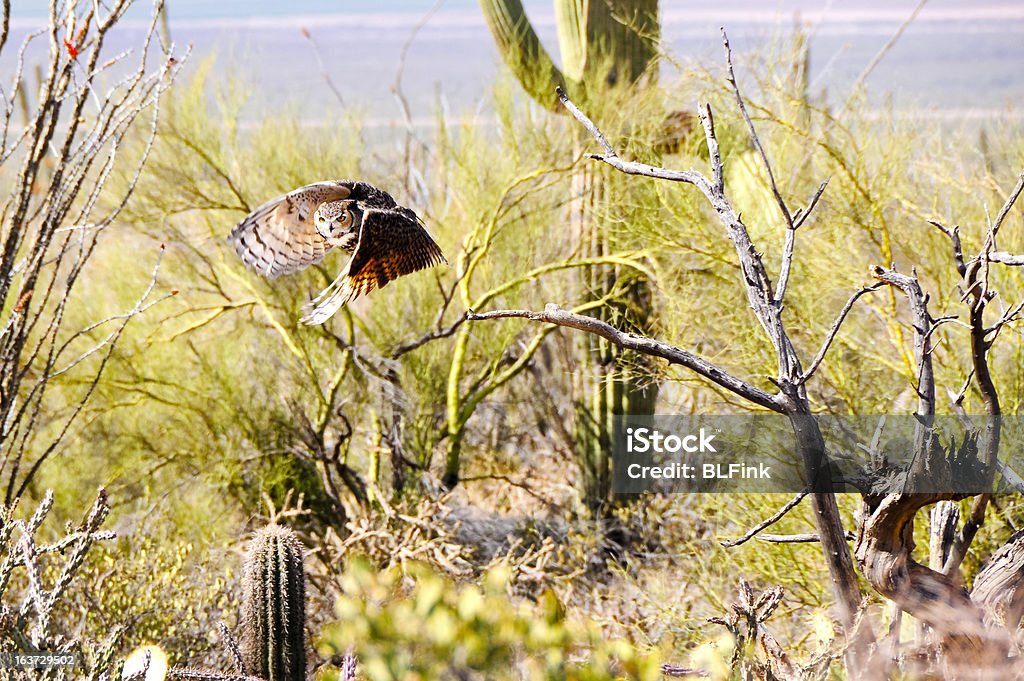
[856,491,1004,666]
[972,528,1024,633]
[854,255,1018,676]
[787,411,864,630]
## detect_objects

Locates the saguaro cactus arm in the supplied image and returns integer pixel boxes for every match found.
[558,0,659,87]
[479,0,570,109]
[553,0,586,82]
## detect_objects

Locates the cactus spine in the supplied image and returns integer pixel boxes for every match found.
[240,525,306,681]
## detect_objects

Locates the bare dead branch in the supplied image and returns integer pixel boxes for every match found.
[963,174,1010,424]
[720,490,808,547]
[556,86,616,156]
[971,528,1024,632]
[987,298,1024,337]
[758,531,856,543]
[775,231,797,305]
[300,27,345,108]
[800,282,884,384]
[557,85,796,381]
[554,81,864,636]
[793,179,830,230]
[458,472,564,512]
[661,664,710,678]
[0,0,9,55]
[949,370,975,409]
[942,494,989,576]
[466,304,783,412]
[987,251,1024,266]
[855,492,1002,659]
[924,314,970,339]
[697,103,723,193]
[390,0,444,202]
[842,0,928,115]
[871,266,935,419]
[722,30,831,307]
[722,30,793,232]
[995,460,1024,494]
[853,229,1013,663]
[929,501,959,572]
[929,220,966,276]
[391,312,469,359]
[911,177,1023,598]
[987,171,1024,245]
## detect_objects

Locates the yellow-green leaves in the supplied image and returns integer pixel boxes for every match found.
[318,557,660,681]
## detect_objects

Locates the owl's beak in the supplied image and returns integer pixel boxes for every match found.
[328,231,359,252]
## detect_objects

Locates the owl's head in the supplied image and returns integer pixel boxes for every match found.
[314,200,359,240]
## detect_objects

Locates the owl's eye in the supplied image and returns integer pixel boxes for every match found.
[315,215,326,226]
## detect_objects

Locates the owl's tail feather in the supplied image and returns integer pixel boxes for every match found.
[300,272,355,325]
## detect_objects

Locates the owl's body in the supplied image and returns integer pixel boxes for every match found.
[227,180,445,324]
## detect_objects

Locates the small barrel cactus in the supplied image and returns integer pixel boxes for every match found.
[240,524,306,681]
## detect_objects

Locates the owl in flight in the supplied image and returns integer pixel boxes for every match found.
[228,180,445,325]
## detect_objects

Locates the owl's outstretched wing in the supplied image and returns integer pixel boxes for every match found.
[227,181,354,278]
[301,207,446,325]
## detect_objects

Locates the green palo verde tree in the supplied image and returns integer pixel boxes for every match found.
[479,0,661,513]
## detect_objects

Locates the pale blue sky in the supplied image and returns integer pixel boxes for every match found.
[4,1,1023,117]
[8,1,1024,20]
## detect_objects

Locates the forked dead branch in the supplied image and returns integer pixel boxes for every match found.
[473,27,864,650]
[0,0,185,503]
[467,28,1024,678]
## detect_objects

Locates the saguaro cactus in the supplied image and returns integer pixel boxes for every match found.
[479,0,661,512]
[479,0,659,109]
[240,525,306,681]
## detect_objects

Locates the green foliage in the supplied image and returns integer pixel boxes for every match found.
[68,532,238,667]
[87,63,675,518]
[230,453,338,528]
[241,524,306,681]
[65,61,374,520]
[480,0,668,512]
[17,31,1023,680]
[318,558,662,681]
